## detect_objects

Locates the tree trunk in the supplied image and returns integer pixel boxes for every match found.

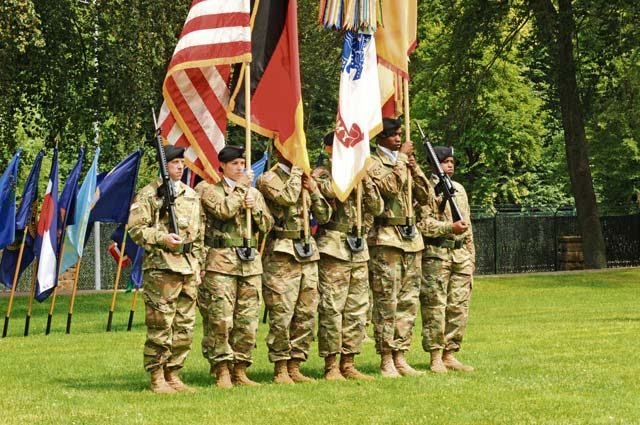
[531,0,607,268]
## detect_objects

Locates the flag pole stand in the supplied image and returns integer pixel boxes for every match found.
[2,232,28,338]
[24,259,39,336]
[65,258,82,334]
[126,287,139,331]
[45,239,66,335]
[107,225,128,332]
[403,78,413,218]
[45,287,58,335]
[244,63,253,243]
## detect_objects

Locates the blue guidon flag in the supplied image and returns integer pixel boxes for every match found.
[35,149,59,301]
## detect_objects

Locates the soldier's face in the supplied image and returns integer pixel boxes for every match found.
[440,157,454,177]
[222,158,246,181]
[167,158,185,181]
[379,129,402,151]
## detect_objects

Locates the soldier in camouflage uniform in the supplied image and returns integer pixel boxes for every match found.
[128,145,205,394]
[367,118,433,378]
[312,132,383,381]
[257,147,332,384]
[417,146,475,373]
[196,145,274,388]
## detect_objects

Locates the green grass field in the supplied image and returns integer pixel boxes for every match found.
[1,268,639,425]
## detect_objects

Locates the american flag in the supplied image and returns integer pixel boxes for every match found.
[159,0,252,182]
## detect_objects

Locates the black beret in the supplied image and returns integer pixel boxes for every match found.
[433,146,454,162]
[218,145,245,163]
[379,117,402,139]
[323,132,334,146]
[163,145,185,162]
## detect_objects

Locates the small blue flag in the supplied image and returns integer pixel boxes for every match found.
[57,149,84,247]
[251,151,269,187]
[15,150,44,231]
[89,150,142,224]
[0,149,21,249]
[60,148,99,274]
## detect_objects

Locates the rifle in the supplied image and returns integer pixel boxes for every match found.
[152,109,179,235]
[415,122,464,222]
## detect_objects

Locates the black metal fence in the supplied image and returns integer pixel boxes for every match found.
[471,206,640,274]
[2,207,639,293]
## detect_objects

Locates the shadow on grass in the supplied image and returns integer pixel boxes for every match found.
[55,373,147,393]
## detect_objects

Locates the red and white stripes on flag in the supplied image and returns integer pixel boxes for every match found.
[159,0,252,182]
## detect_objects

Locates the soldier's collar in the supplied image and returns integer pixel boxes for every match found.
[223,175,237,189]
[278,163,292,175]
[378,145,398,164]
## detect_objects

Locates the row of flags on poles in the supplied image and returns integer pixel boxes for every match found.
[0,149,143,301]
[0,0,418,302]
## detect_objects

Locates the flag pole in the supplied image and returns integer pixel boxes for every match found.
[126,287,139,331]
[65,257,82,334]
[403,78,413,219]
[45,238,66,335]
[356,182,363,238]
[244,64,253,244]
[2,231,28,338]
[107,225,128,332]
[24,259,39,336]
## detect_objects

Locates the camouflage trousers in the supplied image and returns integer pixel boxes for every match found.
[369,246,422,354]
[317,254,369,357]
[420,257,473,352]
[142,269,197,372]
[262,252,319,363]
[198,271,261,367]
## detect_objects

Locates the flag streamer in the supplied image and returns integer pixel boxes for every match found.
[319,0,382,32]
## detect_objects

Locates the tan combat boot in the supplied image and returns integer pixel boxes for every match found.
[324,355,346,381]
[380,351,400,378]
[232,361,260,387]
[273,360,295,385]
[214,361,234,389]
[443,350,474,372]
[429,350,448,374]
[164,367,196,392]
[393,351,426,377]
[340,354,374,381]
[150,367,176,394]
[287,359,315,383]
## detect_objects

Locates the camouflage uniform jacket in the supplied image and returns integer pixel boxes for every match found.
[312,159,383,262]
[257,164,332,263]
[197,178,274,277]
[128,178,205,275]
[366,146,432,253]
[417,175,475,268]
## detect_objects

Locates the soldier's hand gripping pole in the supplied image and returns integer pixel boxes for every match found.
[415,122,464,222]
[152,109,179,235]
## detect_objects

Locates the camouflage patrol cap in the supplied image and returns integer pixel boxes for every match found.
[433,146,454,162]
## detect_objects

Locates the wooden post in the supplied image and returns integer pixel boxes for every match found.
[126,287,139,331]
[107,225,128,332]
[244,64,252,240]
[2,232,28,338]
[65,258,82,334]
[403,78,413,219]
[24,259,39,336]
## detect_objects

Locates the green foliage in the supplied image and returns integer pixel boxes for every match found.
[1,269,639,424]
[0,0,638,209]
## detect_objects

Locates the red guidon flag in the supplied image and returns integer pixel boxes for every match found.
[375,0,417,118]
[159,0,252,182]
[227,0,310,173]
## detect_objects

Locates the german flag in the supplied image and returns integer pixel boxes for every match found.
[228,0,310,173]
